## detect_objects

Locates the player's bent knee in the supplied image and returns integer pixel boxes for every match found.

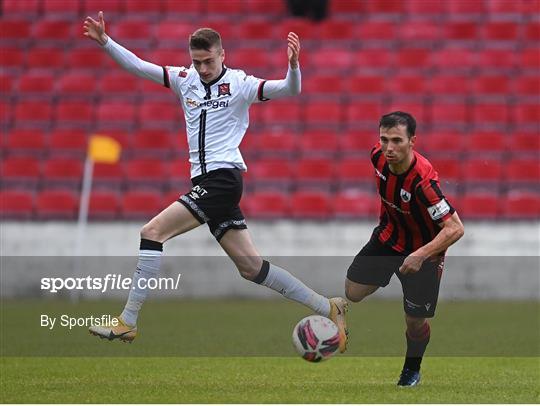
[345,281,378,302]
[140,222,162,242]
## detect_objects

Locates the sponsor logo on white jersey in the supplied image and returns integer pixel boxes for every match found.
[186,98,230,109]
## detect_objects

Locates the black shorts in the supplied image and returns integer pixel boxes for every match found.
[177,168,247,241]
[347,234,444,318]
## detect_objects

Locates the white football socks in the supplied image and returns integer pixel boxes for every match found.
[258,261,331,317]
[120,244,162,326]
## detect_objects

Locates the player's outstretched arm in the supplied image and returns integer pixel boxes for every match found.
[257,32,301,100]
[399,212,465,275]
[83,11,164,85]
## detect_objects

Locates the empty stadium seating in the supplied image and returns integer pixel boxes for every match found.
[1,0,538,221]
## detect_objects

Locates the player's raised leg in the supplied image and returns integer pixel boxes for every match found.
[218,228,349,352]
[89,201,201,342]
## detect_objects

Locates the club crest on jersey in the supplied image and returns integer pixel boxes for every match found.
[400,188,411,202]
[179,70,187,78]
[217,82,231,96]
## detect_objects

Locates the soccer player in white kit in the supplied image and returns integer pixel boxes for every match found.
[84,12,348,351]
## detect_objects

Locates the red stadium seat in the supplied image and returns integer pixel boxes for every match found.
[132,128,171,156]
[256,132,297,156]
[507,159,540,183]
[340,131,377,154]
[298,131,339,155]
[1,156,41,181]
[249,159,293,183]
[167,159,191,185]
[334,190,376,218]
[33,19,73,40]
[406,0,445,13]
[473,76,510,95]
[472,103,510,125]
[163,0,203,14]
[399,21,441,41]
[100,71,140,94]
[201,18,236,40]
[420,133,465,154]
[122,190,163,218]
[460,192,499,219]
[124,0,163,13]
[520,0,540,13]
[227,48,268,70]
[110,20,151,41]
[124,158,167,183]
[348,74,386,95]
[139,101,181,126]
[245,0,286,15]
[386,101,428,124]
[515,104,540,124]
[511,132,540,152]
[303,74,342,95]
[66,48,106,69]
[397,48,430,69]
[2,0,40,15]
[243,191,288,218]
[58,72,97,94]
[521,48,540,69]
[36,189,78,219]
[319,20,354,40]
[17,71,55,93]
[466,132,506,153]
[366,0,404,13]
[515,76,540,96]
[0,189,34,219]
[429,75,470,95]
[82,0,124,14]
[93,162,123,185]
[388,74,426,95]
[429,158,460,181]
[89,190,120,219]
[42,0,80,15]
[336,159,373,183]
[486,0,523,13]
[291,190,331,219]
[346,102,384,125]
[0,72,14,93]
[501,191,540,219]
[97,101,136,124]
[483,22,518,41]
[26,47,64,68]
[206,0,244,14]
[49,129,88,155]
[462,159,503,183]
[5,128,45,152]
[237,20,277,41]
[431,102,468,125]
[0,48,24,67]
[355,21,396,40]
[525,22,540,41]
[478,49,517,70]
[330,0,364,13]
[43,157,84,182]
[304,101,343,127]
[431,48,476,71]
[0,20,31,40]
[14,101,52,124]
[56,101,94,123]
[155,21,193,42]
[296,158,334,182]
[447,0,485,14]
[276,18,320,41]
[444,22,478,40]
[311,49,353,72]
[150,48,184,67]
[354,49,394,70]
[262,101,301,124]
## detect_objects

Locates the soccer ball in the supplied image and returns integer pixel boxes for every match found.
[292,315,340,362]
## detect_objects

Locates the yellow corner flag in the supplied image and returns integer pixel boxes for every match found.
[88,135,121,164]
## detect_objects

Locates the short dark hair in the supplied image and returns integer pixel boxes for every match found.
[379,111,416,138]
[189,28,222,51]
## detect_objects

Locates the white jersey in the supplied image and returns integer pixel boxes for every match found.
[164,65,263,177]
[102,36,301,179]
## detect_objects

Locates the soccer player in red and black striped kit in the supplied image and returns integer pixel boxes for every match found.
[345,112,465,387]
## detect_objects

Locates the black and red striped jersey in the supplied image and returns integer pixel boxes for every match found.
[370,144,455,255]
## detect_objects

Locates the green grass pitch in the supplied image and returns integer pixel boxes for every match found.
[1,299,539,403]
